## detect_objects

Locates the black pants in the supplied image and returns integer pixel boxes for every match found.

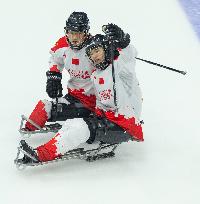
[84,116,132,144]
[48,94,92,122]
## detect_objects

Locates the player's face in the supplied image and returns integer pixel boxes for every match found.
[67,31,86,47]
[89,46,105,65]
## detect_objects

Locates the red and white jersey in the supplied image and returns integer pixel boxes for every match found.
[49,36,96,110]
[91,45,143,141]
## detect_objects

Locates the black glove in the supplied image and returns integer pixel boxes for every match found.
[46,71,63,99]
[102,23,130,49]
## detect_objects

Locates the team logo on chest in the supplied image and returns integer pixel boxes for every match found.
[99,89,113,101]
[68,69,90,79]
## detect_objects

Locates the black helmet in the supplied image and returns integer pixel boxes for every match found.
[64,12,90,50]
[86,34,113,70]
[65,12,90,32]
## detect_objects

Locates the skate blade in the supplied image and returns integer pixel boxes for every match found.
[18,147,39,162]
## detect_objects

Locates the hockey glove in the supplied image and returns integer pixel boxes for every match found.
[46,71,63,99]
[103,23,130,49]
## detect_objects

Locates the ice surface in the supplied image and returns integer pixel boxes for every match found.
[0,0,199,204]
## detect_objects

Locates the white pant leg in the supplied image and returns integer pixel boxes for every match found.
[53,118,90,155]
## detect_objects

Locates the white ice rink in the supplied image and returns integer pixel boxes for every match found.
[0,0,200,204]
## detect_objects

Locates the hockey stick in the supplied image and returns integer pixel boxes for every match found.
[50,97,59,122]
[110,40,118,108]
[102,25,118,108]
[135,57,187,75]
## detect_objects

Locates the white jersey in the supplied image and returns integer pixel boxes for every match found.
[91,45,143,141]
[48,36,96,110]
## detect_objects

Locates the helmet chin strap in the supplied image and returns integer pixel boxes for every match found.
[92,57,110,70]
[68,41,83,50]
[86,44,111,70]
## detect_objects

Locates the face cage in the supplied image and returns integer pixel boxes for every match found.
[64,28,89,50]
[86,45,110,70]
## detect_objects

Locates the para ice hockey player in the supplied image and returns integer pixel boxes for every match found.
[86,33,143,138]
[25,11,130,132]
[18,30,143,164]
[25,11,94,131]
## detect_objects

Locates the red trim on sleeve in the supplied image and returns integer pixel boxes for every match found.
[50,65,60,72]
[51,36,69,53]
[114,56,119,60]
